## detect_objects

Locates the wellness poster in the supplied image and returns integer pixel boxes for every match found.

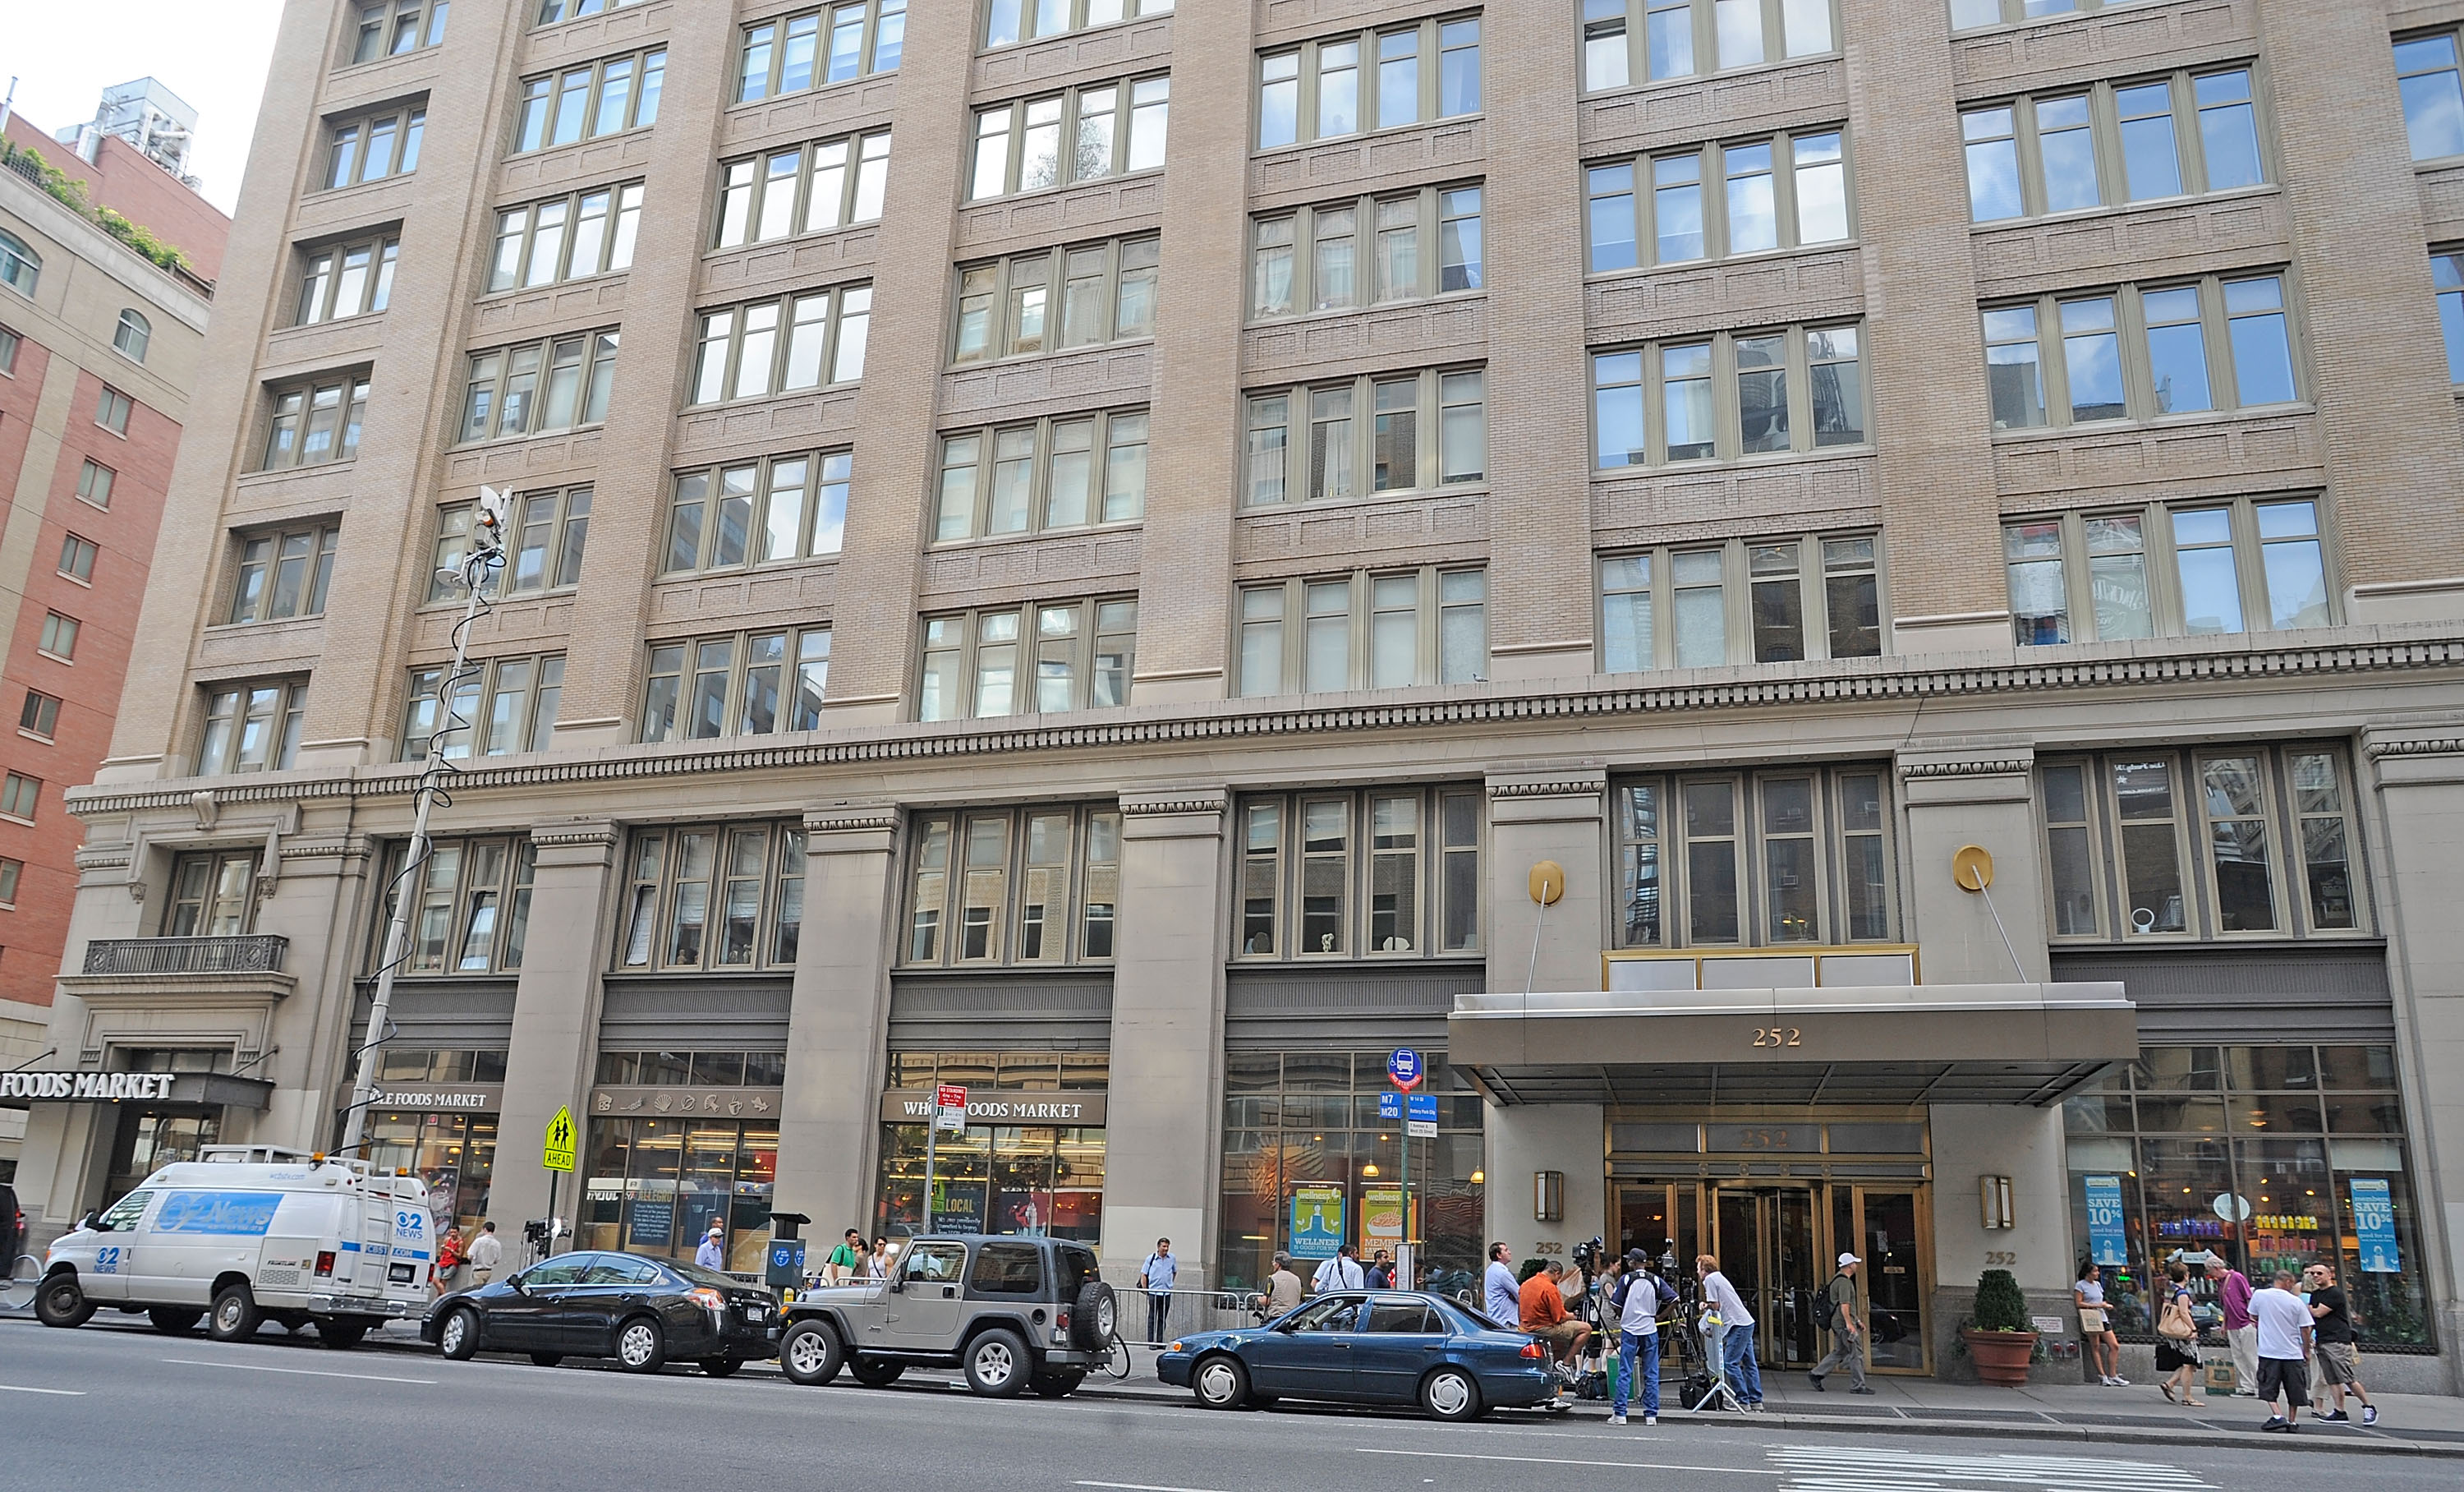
[1290,1186,1345,1259]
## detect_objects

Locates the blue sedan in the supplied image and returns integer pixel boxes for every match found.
[1157,1291,1554,1421]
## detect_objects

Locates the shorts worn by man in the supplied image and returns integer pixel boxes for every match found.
[2250,1272,2313,1433]
[2303,1262,2378,1425]
[1519,1262,1590,1371]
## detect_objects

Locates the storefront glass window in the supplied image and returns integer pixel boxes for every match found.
[582,1116,777,1272]
[364,1111,499,1236]
[874,1123,1105,1241]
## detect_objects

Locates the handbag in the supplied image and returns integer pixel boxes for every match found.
[2158,1292,2197,1341]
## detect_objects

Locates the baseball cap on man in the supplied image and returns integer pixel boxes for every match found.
[1837,1252,1862,1266]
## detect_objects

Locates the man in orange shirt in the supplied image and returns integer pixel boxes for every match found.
[1519,1259,1590,1386]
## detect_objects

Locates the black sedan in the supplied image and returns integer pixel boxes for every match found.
[1157,1291,1555,1421]
[423,1250,776,1375]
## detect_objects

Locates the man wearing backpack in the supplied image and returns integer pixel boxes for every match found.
[1608,1250,1673,1426]
[1809,1252,1873,1393]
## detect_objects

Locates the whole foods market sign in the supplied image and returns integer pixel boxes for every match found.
[1,1071,179,1101]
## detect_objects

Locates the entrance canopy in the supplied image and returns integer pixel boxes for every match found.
[1450,981,2135,1107]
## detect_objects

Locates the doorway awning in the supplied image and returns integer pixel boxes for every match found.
[1449,981,2135,1107]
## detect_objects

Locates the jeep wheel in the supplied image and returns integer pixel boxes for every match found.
[1072,1280,1119,1350]
[1420,1365,1482,1422]
[207,1284,263,1342]
[1031,1370,1086,1398]
[964,1327,1030,1398]
[615,1315,667,1374]
[149,1307,202,1336]
[34,1275,94,1329]
[780,1319,846,1386]
[848,1356,904,1387]
[1193,1352,1250,1411]
[439,1306,482,1360]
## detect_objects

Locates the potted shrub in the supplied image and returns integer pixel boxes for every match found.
[1959,1268,2039,1385]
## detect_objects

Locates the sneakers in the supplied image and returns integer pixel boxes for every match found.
[2363,1406,2379,1426]
[1809,1374,1826,1392]
[1608,1413,1626,1426]
[1850,1385,1877,1395]
[2319,1410,2351,1423]
[1645,1415,1658,1425]
[2100,1375,2132,1387]
[2259,1417,2295,1433]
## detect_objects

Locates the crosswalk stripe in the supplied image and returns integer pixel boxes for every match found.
[1764,1448,2214,1492]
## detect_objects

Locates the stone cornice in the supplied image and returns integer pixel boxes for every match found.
[1487,780,1607,799]
[805,806,900,834]
[63,631,2464,818]
[1119,794,1230,817]
[2364,737,2464,760]
[527,821,620,848]
[1897,759,2034,780]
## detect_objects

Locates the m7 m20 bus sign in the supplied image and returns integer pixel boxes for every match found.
[0,1071,179,1101]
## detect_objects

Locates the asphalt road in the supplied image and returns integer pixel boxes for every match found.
[0,1316,2443,1492]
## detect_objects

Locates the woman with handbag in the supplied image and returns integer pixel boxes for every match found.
[2154,1260,2200,1404]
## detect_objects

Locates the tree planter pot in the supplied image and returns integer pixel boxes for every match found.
[1961,1329,2039,1385]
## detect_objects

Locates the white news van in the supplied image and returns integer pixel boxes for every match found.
[36,1144,439,1347]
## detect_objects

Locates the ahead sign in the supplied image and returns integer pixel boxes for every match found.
[542,1105,577,1172]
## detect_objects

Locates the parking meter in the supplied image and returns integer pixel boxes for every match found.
[766,1212,812,1298]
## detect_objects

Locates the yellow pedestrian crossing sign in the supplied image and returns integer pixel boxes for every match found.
[543,1106,576,1172]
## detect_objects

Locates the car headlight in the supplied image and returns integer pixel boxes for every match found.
[1166,1340,1184,1352]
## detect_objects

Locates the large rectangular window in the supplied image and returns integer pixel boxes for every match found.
[402,654,564,760]
[2038,747,2366,942]
[969,76,1169,201]
[428,487,591,601]
[538,0,645,22]
[664,451,851,573]
[225,523,341,625]
[1961,67,2265,224]
[322,104,426,189]
[1252,184,1482,320]
[1258,17,1478,149]
[260,373,371,469]
[197,679,308,776]
[348,0,448,65]
[1585,129,1848,271]
[1612,767,1894,947]
[371,840,536,976]
[1952,0,2153,28]
[487,184,642,293]
[953,236,1157,364]
[617,823,807,971]
[736,1,905,104]
[1234,787,1482,959]
[917,599,1136,721]
[2397,31,2464,161]
[457,332,618,442]
[902,804,1121,965]
[294,234,399,325]
[1597,533,1880,671]
[1244,369,1484,507]
[986,0,1171,48]
[933,410,1146,541]
[640,629,834,743]
[512,46,664,154]
[1980,274,2297,431]
[1581,0,1835,92]
[1235,568,1486,695]
[714,130,890,249]
[689,287,869,404]
[2002,495,2329,645]
[1593,322,1863,467]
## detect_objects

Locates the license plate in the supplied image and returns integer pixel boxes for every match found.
[746,1306,767,1321]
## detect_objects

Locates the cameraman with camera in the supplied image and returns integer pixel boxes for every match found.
[1609,1249,1678,1425]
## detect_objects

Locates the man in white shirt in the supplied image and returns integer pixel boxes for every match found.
[1483,1241,1519,1325]
[1610,1250,1666,1426]
[1312,1243,1365,1293]
[466,1221,503,1286]
[1698,1253,1763,1410]
[2250,1269,2314,1433]
[696,1220,727,1270]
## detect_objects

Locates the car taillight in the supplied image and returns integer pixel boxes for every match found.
[1519,1341,1547,1360]
[315,1251,336,1278]
[689,1287,728,1312]
[1056,1310,1071,1333]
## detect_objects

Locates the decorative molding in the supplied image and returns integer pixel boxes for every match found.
[1898,759,2034,780]
[191,790,218,831]
[1487,780,1607,800]
[1119,794,1228,817]
[805,806,900,835]
[2364,738,2464,761]
[528,821,620,848]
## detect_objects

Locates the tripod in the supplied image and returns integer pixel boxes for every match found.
[1685,1312,1747,1413]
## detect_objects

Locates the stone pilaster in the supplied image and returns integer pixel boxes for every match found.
[490,819,618,1233]
[775,804,903,1236]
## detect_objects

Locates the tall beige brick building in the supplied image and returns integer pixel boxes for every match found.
[14,0,2464,1388]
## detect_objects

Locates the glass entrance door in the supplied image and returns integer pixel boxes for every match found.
[1835,1185,1928,1370]
[1713,1185,1820,1368]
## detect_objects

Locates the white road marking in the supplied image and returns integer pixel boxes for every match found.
[1358,1447,1784,1475]
[0,1384,87,1395]
[1075,1482,1226,1492]
[1765,1448,2214,1491]
[161,1357,436,1385]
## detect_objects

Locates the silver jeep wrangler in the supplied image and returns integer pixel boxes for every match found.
[776,1234,1116,1398]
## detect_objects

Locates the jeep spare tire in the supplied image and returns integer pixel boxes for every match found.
[1073,1280,1118,1350]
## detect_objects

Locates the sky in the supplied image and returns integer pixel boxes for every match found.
[1,0,285,214]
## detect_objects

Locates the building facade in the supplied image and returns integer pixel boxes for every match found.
[0,107,225,1177]
[12,0,2464,1389]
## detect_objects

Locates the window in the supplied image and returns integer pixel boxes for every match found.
[350,0,448,63]
[987,0,1171,47]
[933,411,1145,541]
[1960,67,2265,224]
[901,804,1120,965]
[1258,17,1478,149]
[197,679,307,775]
[430,487,591,599]
[1586,130,1848,271]
[1236,568,1486,695]
[0,322,18,372]
[595,1049,787,1086]
[1235,787,1481,958]
[617,823,806,970]
[513,49,663,156]
[164,851,257,937]
[0,230,39,296]
[1951,0,2153,28]
[375,836,538,974]
[1252,185,1482,320]
[486,186,641,293]
[1593,321,1862,467]
[2039,747,2366,942]
[96,386,132,435]
[295,234,400,325]
[38,611,80,660]
[260,373,371,468]
[713,130,889,249]
[664,452,849,572]
[953,237,1158,364]
[457,331,618,441]
[1981,274,2296,430]
[2002,495,2329,645]
[641,629,834,742]
[0,857,20,907]
[323,104,426,188]
[57,533,98,583]
[538,0,643,21]
[0,773,37,822]
[1598,534,1880,670]
[402,654,564,759]
[227,523,341,624]
[736,1,905,103]
[689,288,868,404]
[1581,0,1834,92]
[19,690,61,740]
[968,76,1169,201]
[2399,33,2464,161]
[1612,767,1894,946]
[75,459,115,509]
[2436,251,2464,385]
[1245,369,1485,508]
[917,600,1135,721]
[111,309,152,363]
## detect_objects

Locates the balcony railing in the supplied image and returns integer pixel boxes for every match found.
[83,935,289,976]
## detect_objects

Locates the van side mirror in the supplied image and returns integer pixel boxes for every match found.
[80,1209,103,1232]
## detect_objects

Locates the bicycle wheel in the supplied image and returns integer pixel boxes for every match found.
[1101,1328,1133,1380]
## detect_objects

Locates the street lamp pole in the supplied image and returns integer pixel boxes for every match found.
[338,490,508,1162]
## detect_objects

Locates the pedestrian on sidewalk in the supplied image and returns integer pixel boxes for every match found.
[467,1221,503,1287]
[2218,1259,2257,1396]
[1256,1252,1303,1319]
[1609,1249,1672,1426]
[825,1227,864,1283]
[1312,1242,1365,1294]
[1138,1238,1179,1342]
[1699,1253,1763,1410]
[2154,1260,2201,1405]
[696,1219,726,1270]
[2251,1270,2313,1433]
[1521,1259,1588,1406]
[434,1226,466,1296]
[2076,1260,2126,1387]
[866,1236,890,1280]
[1810,1252,1873,1394]
[1365,1249,1394,1289]
[2301,1261,2378,1426]
[1483,1241,1518,1325]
